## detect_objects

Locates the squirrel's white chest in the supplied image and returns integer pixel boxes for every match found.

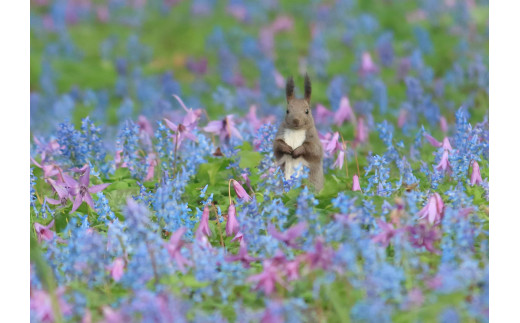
[283,129,306,149]
[281,129,308,180]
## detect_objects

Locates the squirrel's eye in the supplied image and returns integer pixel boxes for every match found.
[305,109,309,114]
[286,110,289,114]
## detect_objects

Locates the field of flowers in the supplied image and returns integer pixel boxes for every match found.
[30,0,489,322]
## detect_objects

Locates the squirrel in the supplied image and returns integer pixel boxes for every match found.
[273,74,324,191]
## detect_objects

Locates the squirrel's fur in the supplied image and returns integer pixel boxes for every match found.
[273,74,324,191]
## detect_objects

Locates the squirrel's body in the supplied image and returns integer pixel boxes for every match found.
[273,75,324,190]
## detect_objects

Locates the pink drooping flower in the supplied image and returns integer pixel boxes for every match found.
[232,179,251,201]
[333,149,345,170]
[137,115,154,137]
[435,150,451,173]
[470,161,483,186]
[268,222,307,248]
[166,228,192,273]
[196,206,212,238]
[203,115,243,142]
[442,137,453,151]
[34,220,56,243]
[355,117,369,144]
[164,116,198,149]
[417,193,444,224]
[45,178,73,206]
[407,223,441,254]
[225,203,240,237]
[359,52,378,76]
[334,96,355,126]
[109,258,125,282]
[352,174,362,191]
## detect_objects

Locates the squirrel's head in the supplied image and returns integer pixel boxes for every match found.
[284,74,314,130]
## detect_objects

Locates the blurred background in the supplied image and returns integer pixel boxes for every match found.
[30,0,488,144]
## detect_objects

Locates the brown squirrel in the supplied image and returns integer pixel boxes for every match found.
[273,74,324,191]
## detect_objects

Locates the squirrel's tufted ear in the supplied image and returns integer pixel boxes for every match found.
[304,73,311,104]
[286,76,294,103]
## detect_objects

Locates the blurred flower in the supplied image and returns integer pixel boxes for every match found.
[418,193,444,224]
[109,258,125,282]
[247,260,287,295]
[352,174,362,191]
[268,222,307,248]
[196,206,212,238]
[232,179,251,201]
[359,52,378,76]
[355,117,369,144]
[226,203,240,236]
[34,220,56,243]
[315,104,333,124]
[334,96,355,126]
[470,161,483,186]
[435,150,451,173]
[203,115,243,142]
[70,165,110,213]
[166,227,192,273]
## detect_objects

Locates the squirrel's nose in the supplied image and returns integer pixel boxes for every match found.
[292,119,300,127]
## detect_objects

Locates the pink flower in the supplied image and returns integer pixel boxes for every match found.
[359,52,378,76]
[232,179,251,201]
[247,260,287,295]
[166,228,192,273]
[225,242,258,268]
[305,238,334,270]
[285,258,301,281]
[435,150,451,173]
[334,96,355,126]
[144,153,157,181]
[424,133,442,148]
[333,149,345,170]
[34,220,56,243]
[398,109,408,128]
[268,222,308,248]
[227,4,247,21]
[355,117,369,144]
[352,174,361,191]
[30,287,71,323]
[315,104,333,124]
[109,258,125,282]
[196,206,212,238]
[203,115,243,142]
[442,137,453,151]
[470,161,483,186]
[417,193,444,224]
[226,203,240,236]
[70,165,110,213]
[137,115,154,137]
[324,132,341,154]
[270,16,294,33]
[372,220,398,247]
[440,116,448,133]
[273,70,285,89]
[96,5,110,23]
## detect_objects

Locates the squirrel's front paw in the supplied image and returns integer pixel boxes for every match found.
[292,146,305,158]
[281,144,293,155]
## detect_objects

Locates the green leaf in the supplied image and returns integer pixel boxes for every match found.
[238,151,263,169]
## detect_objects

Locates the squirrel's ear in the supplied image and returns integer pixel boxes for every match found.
[286,76,294,103]
[304,73,311,104]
